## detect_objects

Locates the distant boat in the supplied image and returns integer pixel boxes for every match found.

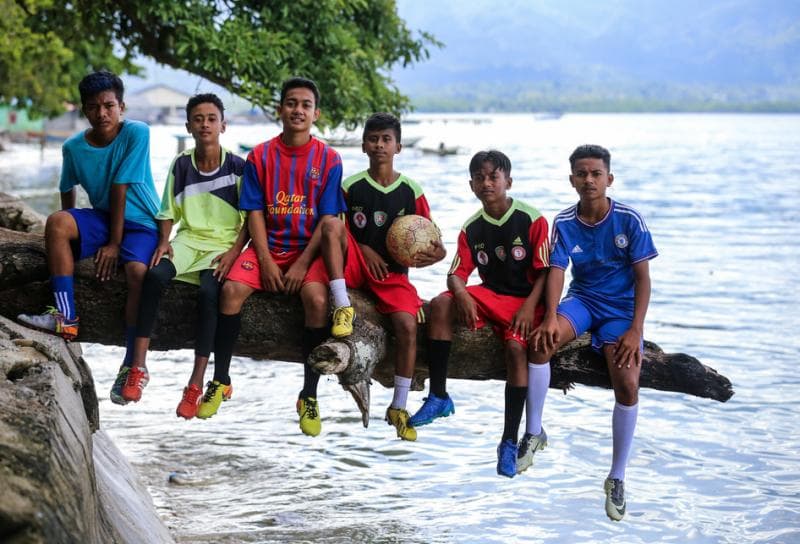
[420,142,459,156]
[533,111,563,120]
[238,143,254,154]
[403,135,422,147]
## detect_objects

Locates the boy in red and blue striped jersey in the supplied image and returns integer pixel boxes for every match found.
[208,77,347,422]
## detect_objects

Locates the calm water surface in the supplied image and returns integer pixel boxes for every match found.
[3,114,799,543]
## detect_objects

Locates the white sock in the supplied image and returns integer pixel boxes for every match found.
[609,401,639,480]
[526,362,550,436]
[329,278,350,308]
[391,375,412,409]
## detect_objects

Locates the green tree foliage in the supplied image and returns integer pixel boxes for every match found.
[1,0,436,125]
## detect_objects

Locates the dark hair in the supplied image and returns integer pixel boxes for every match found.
[569,144,611,171]
[280,77,320,107]
[363,112,401,142]
[78,71,124,105]
[469,150,512,177]
[186,93,225,121]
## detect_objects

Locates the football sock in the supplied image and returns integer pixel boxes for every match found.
[427,339,451,398]
[122,326,137,367]
[300,327,328,398]
[502,384,528,443]
[212,313,242,386]
[51,275,76,320]
[391,375,412,409]
[330,278,350,308]
[525,361,551,436]
[609,401,639,480]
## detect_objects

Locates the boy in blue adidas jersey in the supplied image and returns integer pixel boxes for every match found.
[303,112,446,440]
[18,70,160,361]
[410,150,550,476]
[116,94,249,419]
[524,144,658,521]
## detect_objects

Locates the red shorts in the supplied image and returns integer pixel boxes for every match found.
[304,231,423,319]
[441,284,544,348]
[226,246,301,291]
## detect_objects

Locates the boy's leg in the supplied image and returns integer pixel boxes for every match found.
[409,293,457,427]
[498,340,528,478]
[117,260,150,402]
[131,259,178,368]
[18,210,84,338]
[296,281,331,437]
[384,312,418,441]
[321,218,354,338]
[177,269,219,419]
[602,341,641,521]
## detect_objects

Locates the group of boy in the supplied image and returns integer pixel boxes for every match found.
[18,70,657,521]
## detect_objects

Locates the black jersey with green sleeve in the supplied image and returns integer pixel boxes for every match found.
[342,170,432,274]
[448,199,550,297]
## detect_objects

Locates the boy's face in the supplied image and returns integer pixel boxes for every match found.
[82,90,123,137]
[186,102,225,145]
[569,157,614,200]
[362,128,401,165]
[277,87,319,135]
[469,161,511,206]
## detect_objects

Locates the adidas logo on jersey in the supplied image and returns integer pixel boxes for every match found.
[571,245,583,253]
[513,236,523,245]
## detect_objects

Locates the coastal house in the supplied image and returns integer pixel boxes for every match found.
[125,84,191,125]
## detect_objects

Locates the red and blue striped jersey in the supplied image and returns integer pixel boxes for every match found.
[239,135,346,252]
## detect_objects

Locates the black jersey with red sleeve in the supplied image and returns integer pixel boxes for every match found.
[342,170,431,274]
[448,199,550,297]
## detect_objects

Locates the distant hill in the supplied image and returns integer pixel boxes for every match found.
[393,0,800,111]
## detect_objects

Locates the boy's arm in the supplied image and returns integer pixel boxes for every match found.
[212,223,250,281]
[614,260,652,368]
[446,273,479,330]
[149,219,174,269]
[283,216,327,294]
[411,191,446,267]
[530,267,566,353]
[248,210,284,293]
[95,183,127,282]
[60,189,76,210]
[511,268,548,339]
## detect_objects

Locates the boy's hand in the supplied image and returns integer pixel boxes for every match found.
[530,314,560,354]
[283,260,309,294]
[149,241,173,269]
[453,290,479,330]
[613,327,643,369]
[360,244,389,281]
[510,299,536,339]
[413,239,446,268]
[94,243,120,281]
[260,258,285,293]
[211,247,239,281]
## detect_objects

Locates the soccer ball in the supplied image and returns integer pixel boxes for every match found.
[386,214,441,267]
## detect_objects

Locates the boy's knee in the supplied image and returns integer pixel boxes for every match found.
[615,375,639,404]
[45,211,76,239]
[393,313,417,340]
[527,347,551,364]
[320,216,345,239]
[220,280,249,312]
[430,294,452,318]
[197,279,221,305]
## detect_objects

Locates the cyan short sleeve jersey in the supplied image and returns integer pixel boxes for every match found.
[448,198,550,297]
[550,198,658,308]
[238,135,346,252]
[59,119,160,229]
[342,170,432,274]
[157,147,246,251]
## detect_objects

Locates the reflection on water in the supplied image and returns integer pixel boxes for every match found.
[5,114,800,543]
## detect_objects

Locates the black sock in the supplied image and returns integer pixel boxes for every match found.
[300,327,328,399]
[502,384,528,443]
[427,339,451,398]
[212,313,241,385]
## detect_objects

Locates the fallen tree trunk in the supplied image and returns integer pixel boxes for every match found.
[0,223,735,424]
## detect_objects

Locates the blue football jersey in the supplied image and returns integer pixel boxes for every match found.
[550,199,657,309]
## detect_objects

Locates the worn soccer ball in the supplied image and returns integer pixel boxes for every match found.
[386,214,441,267]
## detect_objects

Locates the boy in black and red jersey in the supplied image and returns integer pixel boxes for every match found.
[409,150,550,477]
[304,112,446,440]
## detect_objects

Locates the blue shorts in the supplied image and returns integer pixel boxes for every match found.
[557,295,642,353]
[67,208,158,265]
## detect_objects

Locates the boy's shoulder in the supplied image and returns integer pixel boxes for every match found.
[510,198,545,221]
[342,171,424,197]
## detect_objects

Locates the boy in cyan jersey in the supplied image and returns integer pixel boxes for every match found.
[525,144,657,521]
[117,94,249,418]
[410,150,550,475]
[303,112,446,440]
[209,77,347,423]
[18,71,160,368]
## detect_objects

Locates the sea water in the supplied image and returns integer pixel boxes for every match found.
[2,113,799,543]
